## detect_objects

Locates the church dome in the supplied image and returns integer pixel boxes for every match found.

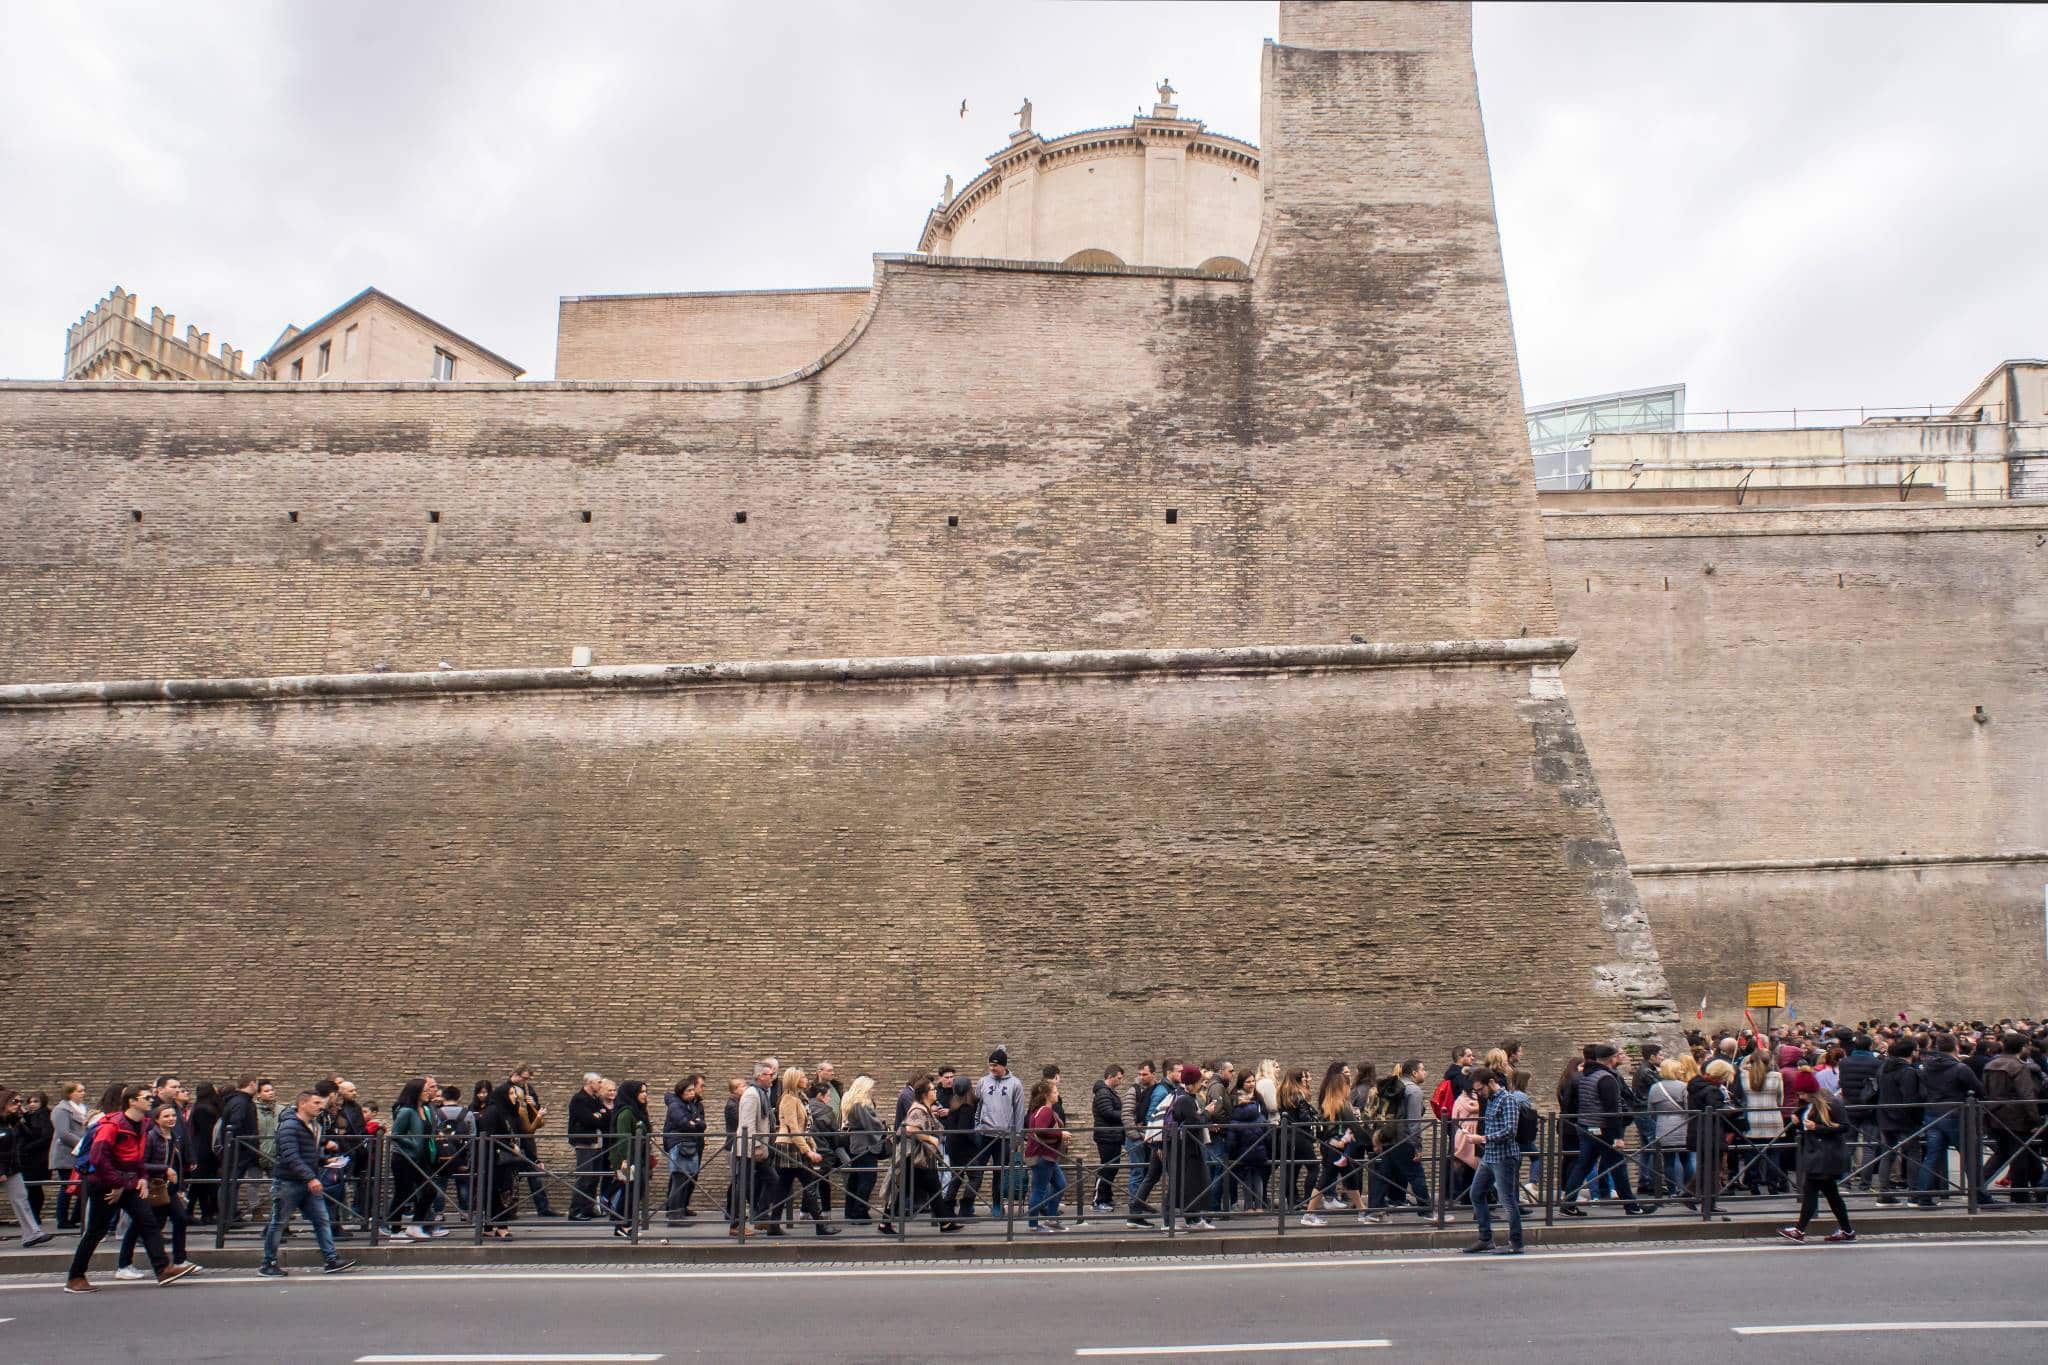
[919,84,1259,273]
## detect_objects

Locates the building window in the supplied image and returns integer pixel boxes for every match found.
[343,324,357,361]
[317,340,331,375]
[431,348,456,380]
[290,358,303,380]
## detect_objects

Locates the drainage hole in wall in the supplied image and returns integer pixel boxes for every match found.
[734,510,747,524]
[1165,508,1178,525]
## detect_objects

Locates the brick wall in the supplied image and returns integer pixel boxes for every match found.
[555,288,871,382]
[0,658,1663,1100]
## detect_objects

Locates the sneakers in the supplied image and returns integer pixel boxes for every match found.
[113,1265,148,1281]
[1824,1230,1857,1244]
[1461,1240,1494,1255]
[63,1276,96,1294]
[1092,1202,1114,1214]
[1125,1216,1153,1229]
[1188,1218,1215,1231]
[21,1231,54,1248]
[1777,1226,1806,1244]
[1494,1243,1524,1255]
[1558,1204,1587,1218]
[424,1225,450,1238]
[257,1263,289,1278]
[322,1258,357,1274]
[156,1264,196,1286]
[1299,1212,1327,1227]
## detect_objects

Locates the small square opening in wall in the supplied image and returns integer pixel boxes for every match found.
[427,510,440,524]
[947,515,959,528]
[1165,508,1179,524]
[579,509,592,523]
[734,511,747,524]
[129,509,143,523]
[287,510,299,524]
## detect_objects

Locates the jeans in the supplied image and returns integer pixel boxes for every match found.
[120,1191,187,1266]
[1369,1139,1431,1211]
[1129,1147,1162,1213]
[1028,1157,1067,1227]
[1124,1139,1152,1207]
[1470,1158,1522,1247]
[1204,1141,1228,1210]
[1914,1115,1961,1199]
[263,1179,337,1266]
[1662,1148,1696,1197]
[3,1173,44,1241]
[1565,1130,1636,1204]
[1235,1161,1270,1210]
[69,1186,166,1280]
[664,1147,701,1220]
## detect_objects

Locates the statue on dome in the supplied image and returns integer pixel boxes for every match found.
[1015,97,1033,133]
[941,174,954,205]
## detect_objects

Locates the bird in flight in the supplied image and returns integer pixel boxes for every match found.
[959,99,968,118]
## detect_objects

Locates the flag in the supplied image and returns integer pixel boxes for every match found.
[1786,1004,1797,1022]
[1696,992,1707,1020]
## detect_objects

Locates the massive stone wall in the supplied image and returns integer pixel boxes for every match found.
[0,3,1677,1092]
[1547,502,2048,1018]
[0,649,1662,1098]
[554,287,871,383]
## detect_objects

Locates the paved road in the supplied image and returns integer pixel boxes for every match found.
[2,1235,2044,1363]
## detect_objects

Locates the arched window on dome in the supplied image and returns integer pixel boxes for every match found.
[1196,256,1249,276]
[1063,249,1126,268]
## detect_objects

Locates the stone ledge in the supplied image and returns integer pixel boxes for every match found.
[0,638,1577,710]
[1634,851,2048,877]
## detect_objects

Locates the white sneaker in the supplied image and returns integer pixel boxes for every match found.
[404,1226,429,1241]
[1092,1203,1114,1214]
[425,1226,450,1239]
[1299,1212,1327,1227]
[1361,1212,1388,1225]
[113,1265,148,1281]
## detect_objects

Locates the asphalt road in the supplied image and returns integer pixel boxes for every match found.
[3,1235,2044,1364]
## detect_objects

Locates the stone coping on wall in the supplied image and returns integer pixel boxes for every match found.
[1542,501,2048,539]
[1633,851,2048,877]
[0,638,1575,710]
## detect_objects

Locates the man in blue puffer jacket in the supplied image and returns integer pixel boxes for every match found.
[259,1090,355,1277]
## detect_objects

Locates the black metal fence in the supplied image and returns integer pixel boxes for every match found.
[7,1098,2042,1250]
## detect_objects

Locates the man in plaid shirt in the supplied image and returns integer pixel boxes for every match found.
[1465,1067,1525,1255]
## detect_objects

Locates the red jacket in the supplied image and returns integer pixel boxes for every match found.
[85,1113,150,1190]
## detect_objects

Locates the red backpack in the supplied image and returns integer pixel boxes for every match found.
[1430,1078,1455,1120]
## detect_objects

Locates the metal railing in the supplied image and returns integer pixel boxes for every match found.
[8,1098,2042,1251]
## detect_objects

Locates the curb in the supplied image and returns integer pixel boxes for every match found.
[9,1209,2046,1275]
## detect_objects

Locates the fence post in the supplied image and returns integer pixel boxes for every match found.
[1964,1100,1982,1216]
[471,1133,486,1245]
[1277,1118,1289,1236]
[1005,1127,1019,1243]
[1433,1117,1448,1228]
[214,1128,237,1250]
[366,1130,385,1247]
[737,1136,752,1243]
[1698,1105,1715,1222]
[1540,1115,1555,1228]
[894,1128,909,1244]
[628,1127,644,1245]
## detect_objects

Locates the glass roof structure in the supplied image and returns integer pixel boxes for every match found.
[1525,383,1685,490]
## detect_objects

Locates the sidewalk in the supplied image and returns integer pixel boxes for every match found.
[6,1203,2045,1274]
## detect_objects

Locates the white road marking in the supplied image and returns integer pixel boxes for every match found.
[1734,1321,2048,1336]
[357,1356,664,1363]
[1077,1340,1389,1357]
[0,1236,2041,1293]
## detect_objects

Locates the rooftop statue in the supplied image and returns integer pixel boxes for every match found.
[1015,97,1032,133]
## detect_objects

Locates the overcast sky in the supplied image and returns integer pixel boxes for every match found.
[4,2,2042,416]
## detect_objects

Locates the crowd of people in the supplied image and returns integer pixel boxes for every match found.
[3,1014,2041,1288]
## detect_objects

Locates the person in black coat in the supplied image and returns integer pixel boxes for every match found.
[185,1085,220,1225]
[1778,1089,1853,1243]
[478,1083,535,1238]
[1166,1065,1214,1229]
[1091,1067,1126,1212]
[18,1093,54,1226]
[662,1076,707,1224]
[1873,1039,1925,1201]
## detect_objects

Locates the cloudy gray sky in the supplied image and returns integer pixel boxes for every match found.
[4,2,2042,415]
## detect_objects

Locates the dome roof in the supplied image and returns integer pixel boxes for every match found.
[918,90,1259,273]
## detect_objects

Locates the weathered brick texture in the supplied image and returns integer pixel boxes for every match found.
[0,3,1680,1095]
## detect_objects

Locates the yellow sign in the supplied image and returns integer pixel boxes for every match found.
[1746,981,1787,1010]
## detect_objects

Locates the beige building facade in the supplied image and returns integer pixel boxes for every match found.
[1587,360,2047,502]
[918,85,1260,272]
[259,287,523,383]
[64,286,251,381]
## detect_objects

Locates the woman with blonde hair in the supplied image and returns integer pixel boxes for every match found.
[1742,1050,1787,1195]
[773,1067,838,1237]
[838,1075,886,1226]
[1650,1058,1697,1206]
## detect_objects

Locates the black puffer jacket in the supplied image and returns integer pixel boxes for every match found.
[1874,1056,1925,1132]
[1918,1052,1983,1120]
[1836,1050,1883,1113]
[1092,1080,1123,1144]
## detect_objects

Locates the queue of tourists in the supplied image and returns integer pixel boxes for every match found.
[3,1013,2042,1291]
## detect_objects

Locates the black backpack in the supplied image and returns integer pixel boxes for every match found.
[1514,1094,1539,1147]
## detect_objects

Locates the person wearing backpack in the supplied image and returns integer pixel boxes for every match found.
[1837,1034,1883,1190]
[1365,1062,1430,1221]
[63,1085,193,1293]
[1120,1061,1157,1221]
[1464,1067,1525,1255]
[1164,1065,1215,1230]
[1126,1064,1179,1228]
[1981,1032,2042,1204]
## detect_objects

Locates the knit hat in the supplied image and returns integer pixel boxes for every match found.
[989,1046,1008,1067]
[1180,1064,1202,1086]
